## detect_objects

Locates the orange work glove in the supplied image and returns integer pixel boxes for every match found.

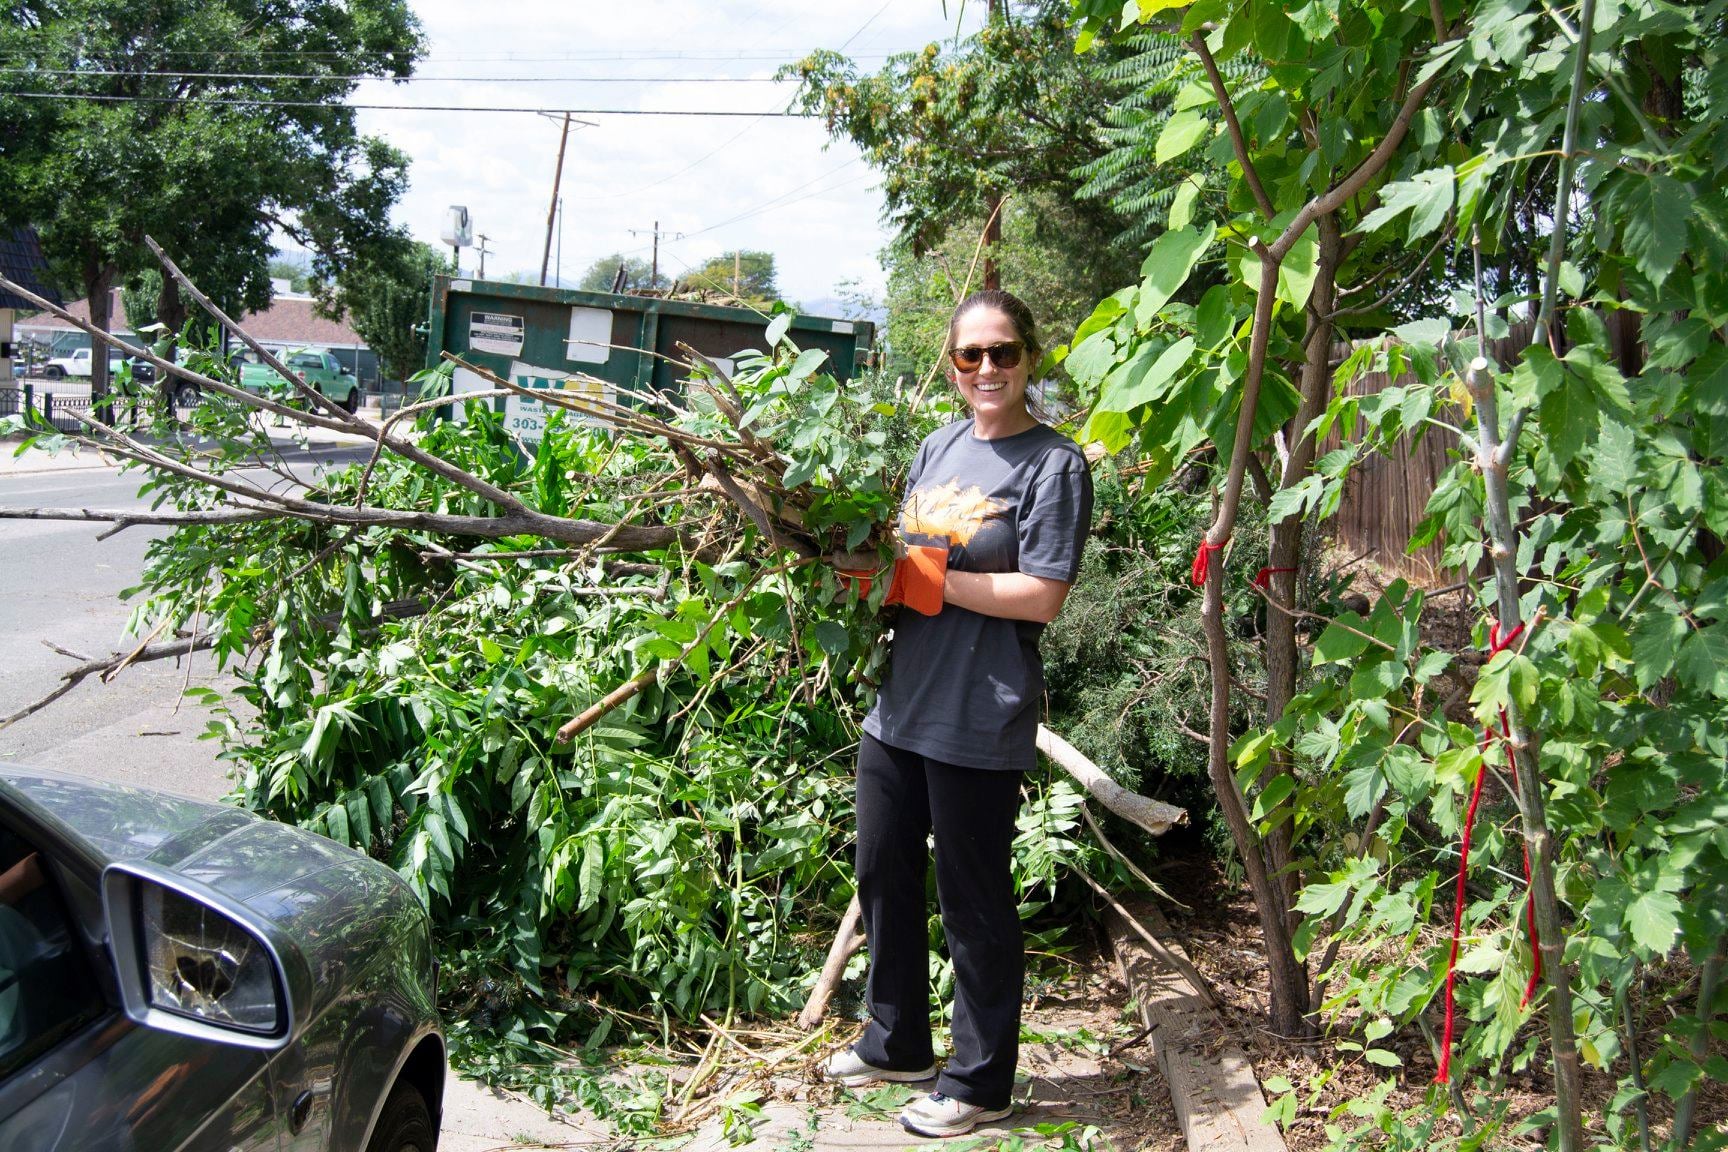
[883,544,949,616]
[828,550,881,599]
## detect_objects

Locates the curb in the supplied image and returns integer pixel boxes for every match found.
[1105,894,1288,1152]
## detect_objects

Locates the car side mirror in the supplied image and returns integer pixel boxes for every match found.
[102,862,310,1051]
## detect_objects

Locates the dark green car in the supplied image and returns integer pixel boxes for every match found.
[0,766,444,1151]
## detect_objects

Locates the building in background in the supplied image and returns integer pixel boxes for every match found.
[0,228,60,387]
[15,287,381,386]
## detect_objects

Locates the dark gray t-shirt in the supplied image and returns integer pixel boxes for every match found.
[863,418,1094,771]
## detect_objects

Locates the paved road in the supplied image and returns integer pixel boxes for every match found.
[0,463,243,796]
[0,444,588,1150]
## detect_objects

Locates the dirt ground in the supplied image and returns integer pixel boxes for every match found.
[657,943,1189,1152]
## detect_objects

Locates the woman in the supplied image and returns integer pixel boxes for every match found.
[825,289,1094,1139]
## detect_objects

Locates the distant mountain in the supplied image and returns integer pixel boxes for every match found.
[798,296,886,326]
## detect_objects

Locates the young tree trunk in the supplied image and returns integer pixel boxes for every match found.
[1467,356,1584,1152]
[1262,214,1344,938]
[85,258,115,414]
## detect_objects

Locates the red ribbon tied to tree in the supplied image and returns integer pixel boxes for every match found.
[1436,619,1540,1084]
[1190,539,1226,587]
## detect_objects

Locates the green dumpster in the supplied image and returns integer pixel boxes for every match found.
[425,277,875,445]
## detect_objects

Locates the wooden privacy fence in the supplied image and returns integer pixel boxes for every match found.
[1319,320,1539,582]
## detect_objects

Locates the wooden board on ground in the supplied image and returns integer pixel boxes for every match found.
[1106,893,1288,1152]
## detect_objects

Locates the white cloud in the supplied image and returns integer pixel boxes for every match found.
[343,0,984,307]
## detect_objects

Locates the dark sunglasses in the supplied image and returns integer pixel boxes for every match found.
[948,341,1026,372]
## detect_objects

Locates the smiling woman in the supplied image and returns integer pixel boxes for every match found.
[823,288,1095,1139]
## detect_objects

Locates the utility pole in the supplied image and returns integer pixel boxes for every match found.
[476,234,494,280]
[555,197,563,288]
[627,220,683,291]
[537,114,593,287]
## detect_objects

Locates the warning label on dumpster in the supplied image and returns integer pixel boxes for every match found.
[469,312,525,356]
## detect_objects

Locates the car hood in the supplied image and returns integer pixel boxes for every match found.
[0,768,433,1020]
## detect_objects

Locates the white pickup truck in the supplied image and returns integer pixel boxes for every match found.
[40,347,155,384]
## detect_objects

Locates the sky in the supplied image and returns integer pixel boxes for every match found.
[342,1,989,311]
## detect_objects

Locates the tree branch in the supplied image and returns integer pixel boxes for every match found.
[1191,34,1276,219]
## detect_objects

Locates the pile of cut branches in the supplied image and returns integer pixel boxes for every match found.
[0,243,1185,1055]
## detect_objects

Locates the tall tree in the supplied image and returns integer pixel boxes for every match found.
[680,250,779,305]
[0,0,423,406]
[575,252,664,294]
[321,239,449,384]
[784,0,1127,277]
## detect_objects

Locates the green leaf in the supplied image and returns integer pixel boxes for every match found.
[1342,764,1386,819]
[1251,772,1295,822]
[1629,611,1689,689]
[1137,224,1217,323]
[789,348,828,379]
[1350,657,1404,700]
[764,313,792,347]
[1538,363,1599,470]
[1624,890,1682,955]
[1168,179,1200,229]
[813,620,851,657]
[1676,624,1728,697]
[1096,337,1197,413]
[1065,330,1119,388]
[1313,612,1372,664]
[1289,0,1339,40]
[1363,1048,1402,1068]
[1356,168,1455,242]
[1295,878,1352,917]
[1155,110,1212,164]
[1618,172,1691,287]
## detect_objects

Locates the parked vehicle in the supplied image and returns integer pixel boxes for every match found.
[39,348,154,385]
[0,764,445,1151]
[236,347,361,413]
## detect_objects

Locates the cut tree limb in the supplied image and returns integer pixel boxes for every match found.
[0,633,216,732]
[1036,724,1187,836]
[796,893,865,1030]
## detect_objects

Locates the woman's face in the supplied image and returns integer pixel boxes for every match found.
[949,306,1031,425]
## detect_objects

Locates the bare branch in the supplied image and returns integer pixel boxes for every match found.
[1,632,216,732]
[1191,35,1276,219]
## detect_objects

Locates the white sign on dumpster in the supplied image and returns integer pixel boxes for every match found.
[469,311,524,356]
[450,361,613,447]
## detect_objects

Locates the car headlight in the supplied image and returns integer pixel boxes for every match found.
[139,882,283,1035]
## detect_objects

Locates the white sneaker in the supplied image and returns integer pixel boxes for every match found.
[822,1048,937,1088]
[899,1092,1013,1138]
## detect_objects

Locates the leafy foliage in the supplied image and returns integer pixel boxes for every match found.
[110,333,1100,1078]
[1062,0,1728,1144]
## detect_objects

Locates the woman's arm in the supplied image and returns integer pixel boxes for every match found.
[943,569,1072,624]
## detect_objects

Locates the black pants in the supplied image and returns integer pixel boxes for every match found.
[851,733,1024,1110]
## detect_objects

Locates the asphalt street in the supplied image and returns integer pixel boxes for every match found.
[0,451,368,794]
[0,442,592,1150]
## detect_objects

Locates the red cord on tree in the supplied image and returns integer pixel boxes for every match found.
[1436,747,1492,1084]
[1252,566,1296,591]
[1436,618,1540,1084]
[1190,539,1226,586]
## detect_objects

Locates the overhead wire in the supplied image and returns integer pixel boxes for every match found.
[0,92,802,116]
[0,67,791,83]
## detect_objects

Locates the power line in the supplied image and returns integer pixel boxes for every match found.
[680,168,873,239]
[0,49,900,63]
[604,161,871,261]
[0,67,791,83]
[2,91,803,116]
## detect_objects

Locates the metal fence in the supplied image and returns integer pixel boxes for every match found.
[0,384,118,434]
